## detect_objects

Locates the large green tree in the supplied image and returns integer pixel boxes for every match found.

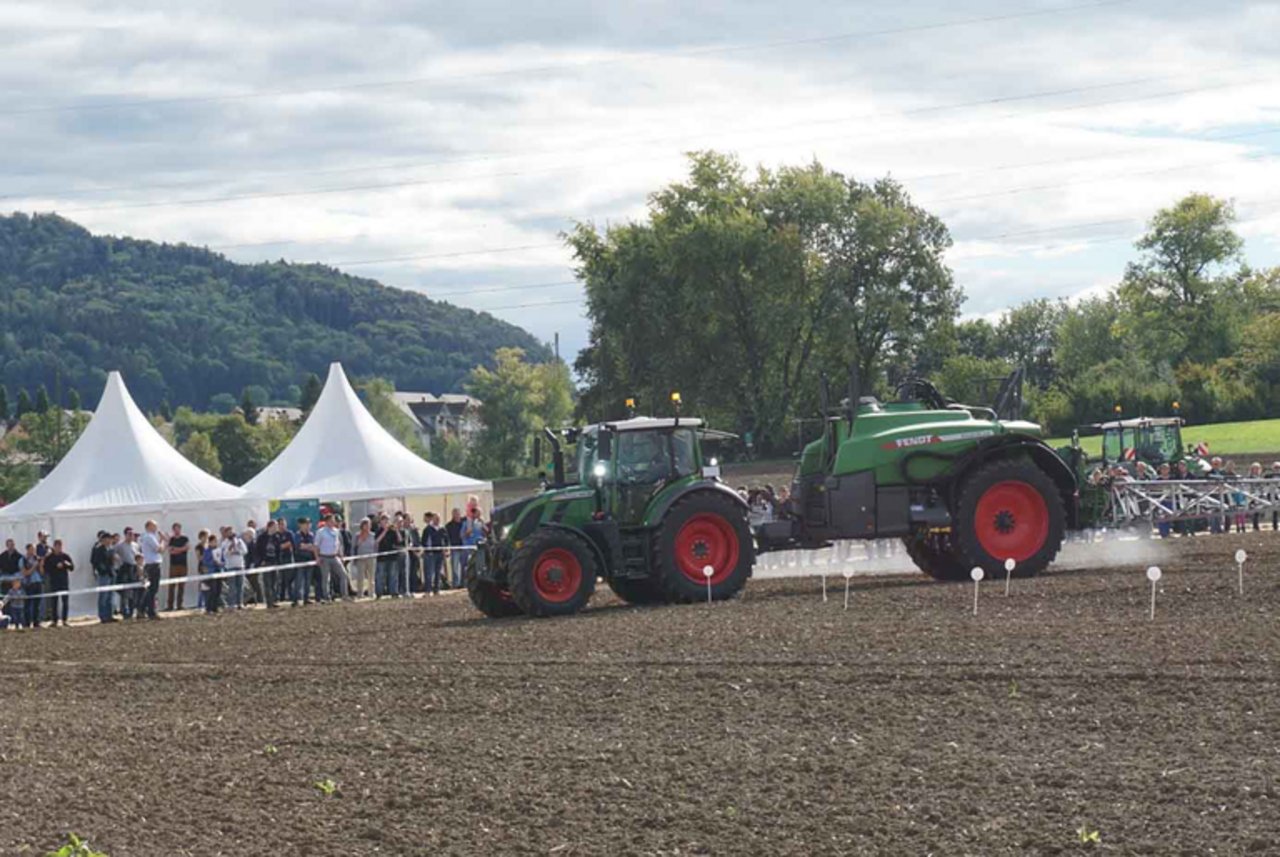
[468,348,573,478]
[570,152,958,452]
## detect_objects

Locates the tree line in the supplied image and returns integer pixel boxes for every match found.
[569,152,1280,450]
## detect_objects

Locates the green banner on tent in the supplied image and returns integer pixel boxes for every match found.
[269,498,321,528]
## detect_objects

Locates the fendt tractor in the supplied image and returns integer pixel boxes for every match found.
[467,369,1082,619]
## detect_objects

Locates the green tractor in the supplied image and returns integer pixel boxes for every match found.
[466,413,753,618]
[757,368,1078,581]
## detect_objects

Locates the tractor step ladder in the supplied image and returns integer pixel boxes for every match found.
[1105,478,1280,525]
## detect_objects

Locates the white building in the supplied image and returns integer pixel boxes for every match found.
[391,392,483,455]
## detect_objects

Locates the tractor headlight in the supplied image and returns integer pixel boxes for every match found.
[498,525,510,541]
[593,461,608,480]
[709,457,718,467]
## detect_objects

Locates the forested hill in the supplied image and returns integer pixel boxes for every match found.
[0,213,551,410]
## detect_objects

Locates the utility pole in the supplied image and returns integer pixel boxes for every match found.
[554,332,560,362]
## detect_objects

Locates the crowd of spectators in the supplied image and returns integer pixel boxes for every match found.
[1086,457,1280,537]
[1,498,492,630]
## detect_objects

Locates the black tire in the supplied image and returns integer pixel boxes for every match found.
[952,458,1066,578]
[508,528,598,617]
[653,490,753,603]
[465,554,522,618]
[901,533,969,581]
[606,576,668,605]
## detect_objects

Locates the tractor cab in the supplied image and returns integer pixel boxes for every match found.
[1090,417,1184,469]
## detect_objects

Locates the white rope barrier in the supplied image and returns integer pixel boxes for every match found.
[3,545,476,601]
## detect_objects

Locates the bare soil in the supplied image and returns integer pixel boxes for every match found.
[1,533,1277,856]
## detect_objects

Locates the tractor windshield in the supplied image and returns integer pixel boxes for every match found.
[1102,423,1183,464]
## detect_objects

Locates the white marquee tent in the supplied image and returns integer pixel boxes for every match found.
[243,363,490,514]
[0,371,267,619]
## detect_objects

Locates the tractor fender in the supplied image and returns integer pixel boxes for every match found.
[643,481,750,529]
[944,436,1080,529]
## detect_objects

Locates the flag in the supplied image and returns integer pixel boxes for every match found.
[1195,441,1210,457]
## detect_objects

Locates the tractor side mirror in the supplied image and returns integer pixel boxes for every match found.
[533,436,543,469]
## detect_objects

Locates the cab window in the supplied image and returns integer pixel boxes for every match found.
[671,429,697,477]
[616,431,672,484]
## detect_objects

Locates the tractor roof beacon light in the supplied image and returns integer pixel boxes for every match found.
[625,397,636,418]
[671,391,681,425]
[1114,403,1123,416]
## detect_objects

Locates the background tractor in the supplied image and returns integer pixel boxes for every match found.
[756,368,1078,581]
[466,413,753,618]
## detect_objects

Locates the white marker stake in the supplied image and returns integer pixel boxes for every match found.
[1004,557,1016,596]
[703,565,714,604]
[843,569,854,611]
[1234,549,1247,596]
[821,572,827,603]
[970,567,984,615]
[1146,566,1162,620]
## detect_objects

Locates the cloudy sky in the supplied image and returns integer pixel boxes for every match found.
[3,0,1279,371]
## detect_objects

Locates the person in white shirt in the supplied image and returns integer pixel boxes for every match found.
[219,527,248,610]
[314,514,348,600]
[139,520,167,620]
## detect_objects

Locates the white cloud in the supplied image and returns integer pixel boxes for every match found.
[2,0,1278,366]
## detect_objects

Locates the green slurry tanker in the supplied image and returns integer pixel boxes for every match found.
[467,371,1078,619]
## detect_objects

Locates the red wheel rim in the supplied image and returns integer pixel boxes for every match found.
[531,548,583,603]
[974,480,1049,563]
[675,513,740,585]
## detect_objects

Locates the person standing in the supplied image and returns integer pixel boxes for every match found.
[422,512,445,595]
[445,508,464,589]
[242,519,262,606]
[202,533,223,614]
[44,539,75,627]
[220,527,247,609]
[113,528,138,619]
[294,517,319,604]
[35,531,51,623]
[91,531,117,624]
[375,514,402,598]
[166,522,190,612]
[19,544,42,629]
[275,519,297,606]
[254,521,280,609]
[353,519,377,598]
[460,503,485,581]
[138,520,166,620]
[402,514,422,594]
[314,515,347,600]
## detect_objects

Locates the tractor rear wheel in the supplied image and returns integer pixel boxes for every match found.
[607,576,668,605]
[508,528,598,617]
[465,554,522,618]
[901,533,969,581]
[653,491,753,603]
[952,459,1065,578]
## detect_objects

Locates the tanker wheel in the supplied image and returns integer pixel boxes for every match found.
[508,528,598,617]
[653,491,753,603]
[901,533,969,581]
[465,554,522,618]
[606,576,668,605]
[952,459,1065,578]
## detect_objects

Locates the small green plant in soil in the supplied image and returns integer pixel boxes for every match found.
[314,778,339,797]
[1076,825,1101,845]
[45,833,108,857]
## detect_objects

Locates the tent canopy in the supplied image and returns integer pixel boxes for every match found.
[0,371,256,520]
[243,363,489,502]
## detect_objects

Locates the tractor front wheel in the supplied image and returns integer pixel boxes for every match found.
[653,491,753,603]
[465,554,522,618]
[508,528,598,617]
[952,459,1065,578]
